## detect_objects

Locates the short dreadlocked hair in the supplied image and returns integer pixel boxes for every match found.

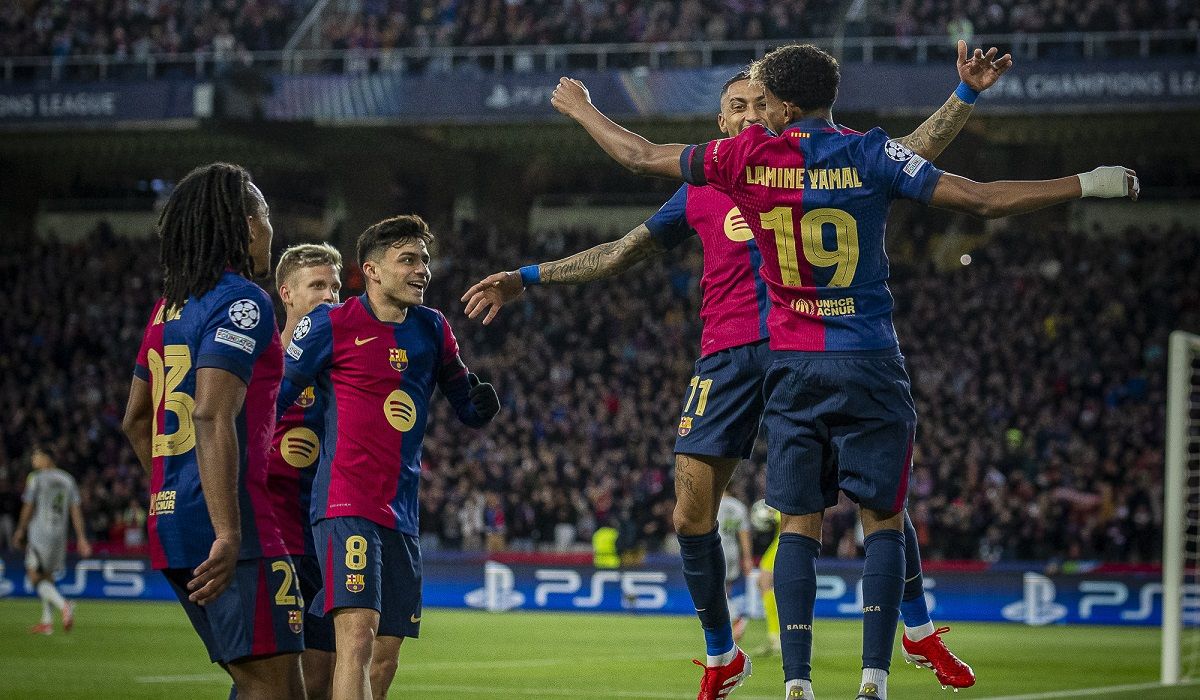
[749,44,839,112]
[356,215,435,267]
[158,162,261,311]
[275,242,343,290]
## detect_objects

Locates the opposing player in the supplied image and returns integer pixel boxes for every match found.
[276,215,501,700]
[750,500,782,658]
[717,487,753,642]
[465,49,999,697]
[120,162,305,699]
[269,243,344,699]
[13,447,91,635]
[550,44,1137,700]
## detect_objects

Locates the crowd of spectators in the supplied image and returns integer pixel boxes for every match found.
[0,217,1195,566]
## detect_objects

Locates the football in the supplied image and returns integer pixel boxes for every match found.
[750,499,777,532]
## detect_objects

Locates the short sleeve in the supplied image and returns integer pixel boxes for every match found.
[133,300,164,381]
[859,127,943,204]
[644,185,695,251]
[196,290,278,385]
[21,474,36,504]
[283,303,334,385]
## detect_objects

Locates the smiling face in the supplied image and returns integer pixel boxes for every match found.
[363,239,430,310]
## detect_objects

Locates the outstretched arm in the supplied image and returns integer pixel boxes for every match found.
[461,224,667,324]
[930,166,1139,219]
[896,40,1012,160]
[552,78,686,179]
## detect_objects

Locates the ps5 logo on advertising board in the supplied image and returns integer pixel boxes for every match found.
[56,559,147,598]
[465,562,669,611]
[1003,573,1068,625]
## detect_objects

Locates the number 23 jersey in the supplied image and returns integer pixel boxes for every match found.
[134,272,287,570]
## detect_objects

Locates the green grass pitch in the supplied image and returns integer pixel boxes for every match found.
[2,599,1197,699]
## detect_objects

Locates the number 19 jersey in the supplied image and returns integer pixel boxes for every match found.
[134,272,287,570]
[682,118,943,352]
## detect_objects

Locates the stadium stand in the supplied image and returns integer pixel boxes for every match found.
[3,218,1194,565]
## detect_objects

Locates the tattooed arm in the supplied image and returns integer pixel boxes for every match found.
[896,39,1013,161]
[461,224,667,324]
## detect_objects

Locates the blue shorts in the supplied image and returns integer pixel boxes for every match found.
[762,349,916,516]
[295,554,334,652]
[164,556,305,664]
[674,340,771,459]
[313,516,422,639]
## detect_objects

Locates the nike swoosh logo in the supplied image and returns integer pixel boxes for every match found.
[354,336,377,346]
[410,614,422,623]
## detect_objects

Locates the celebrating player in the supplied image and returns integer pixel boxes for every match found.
[269,243,344,699]
[276,215,501,700]
[13,446,91,635]
[465,48,999,697]
[121,162,305,699]
[550,43,1137,700]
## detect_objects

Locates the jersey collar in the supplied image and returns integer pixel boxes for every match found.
[784,117,837,131]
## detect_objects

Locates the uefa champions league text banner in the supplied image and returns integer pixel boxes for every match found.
[0,80,198,126]
[2,555,1188,626]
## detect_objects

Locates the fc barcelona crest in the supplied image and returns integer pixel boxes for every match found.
[295,385,316,408]
[389,348,409,372]
[678,416,693,436]
[288,609,303,634]
[346,573,366,593]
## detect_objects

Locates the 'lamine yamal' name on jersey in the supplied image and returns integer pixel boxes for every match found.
[268,379,327,557]
[134,272,287,570]
[277,295,488,535]
[681,119,944,352]
[644,184,771,357]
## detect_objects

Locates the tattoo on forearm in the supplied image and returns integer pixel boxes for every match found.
[899,95,974,161]
[541,227,666,284]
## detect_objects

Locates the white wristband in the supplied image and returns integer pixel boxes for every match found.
[1078,166,1131,199]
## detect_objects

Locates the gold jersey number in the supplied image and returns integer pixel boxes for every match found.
[760,207,860,288]
[148,345,197,457]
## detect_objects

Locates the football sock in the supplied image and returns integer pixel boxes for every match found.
[785,678,815,698]
[859,667,888,698]
[861,529,905,672]
[677,528,734,659]
[40,600,52,625]
[36,580,66,611]
[776,533,820,681]
[899,512,932,632]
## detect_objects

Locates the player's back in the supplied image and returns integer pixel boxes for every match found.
[135,272,286,570]
[27,468,77,534]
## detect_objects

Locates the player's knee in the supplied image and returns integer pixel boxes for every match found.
[671,499,713,536]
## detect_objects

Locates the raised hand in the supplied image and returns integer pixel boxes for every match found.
[551,77,592,118]
[957,39,1013,94]
[461,270,525,325]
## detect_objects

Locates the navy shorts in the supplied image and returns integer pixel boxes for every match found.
[674,340,772,459]
[295,554,334,652]
[164,556,305,664]
[313,516,422,639]
[762,349,916,516]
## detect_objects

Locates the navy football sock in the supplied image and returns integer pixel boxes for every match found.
[862,529,905,671]
[775,533,821,681]
[678,528,734,656]
[898,512,931,628]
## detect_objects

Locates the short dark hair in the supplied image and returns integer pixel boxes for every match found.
[720,69,751,98]
[356,215,435,266]
[750,44,840,111]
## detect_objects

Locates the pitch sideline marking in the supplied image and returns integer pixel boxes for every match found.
[980,679,1200,699]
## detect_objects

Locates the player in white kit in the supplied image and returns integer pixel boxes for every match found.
[716,488,753,641]
[13,447,92,635]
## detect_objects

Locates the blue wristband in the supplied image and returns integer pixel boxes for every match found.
[954,81,979,105]
[519,264,541,286]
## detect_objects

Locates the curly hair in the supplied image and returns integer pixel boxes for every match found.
[749,44,840,112]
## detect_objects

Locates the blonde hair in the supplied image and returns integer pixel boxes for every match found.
[275,242,343,289]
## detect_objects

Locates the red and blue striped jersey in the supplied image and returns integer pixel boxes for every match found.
[644,184,770,357]
[276,295,488,535]
[682,119,943,352]
[267,378,325,557]
[134,272,287,570]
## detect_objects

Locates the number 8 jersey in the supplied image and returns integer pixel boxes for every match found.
[134,272,288,570]
[681,119,944,352]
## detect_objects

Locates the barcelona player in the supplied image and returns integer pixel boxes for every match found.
[465,47,1001,697]
[268,243,344,699]
[120,162,305,698]
[277,215,500,700]
[550,44,1137,700]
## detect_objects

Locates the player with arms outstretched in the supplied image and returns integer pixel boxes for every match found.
[465,47,1002,697]
[120,162,305,699]
[550,43,1137,700]
[14,446,91,635]
[276,215,501,700]
[268,243,344,699]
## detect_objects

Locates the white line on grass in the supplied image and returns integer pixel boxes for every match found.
[133,673,228,684]
[980,680,1200,699]
[395,684,778,699]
